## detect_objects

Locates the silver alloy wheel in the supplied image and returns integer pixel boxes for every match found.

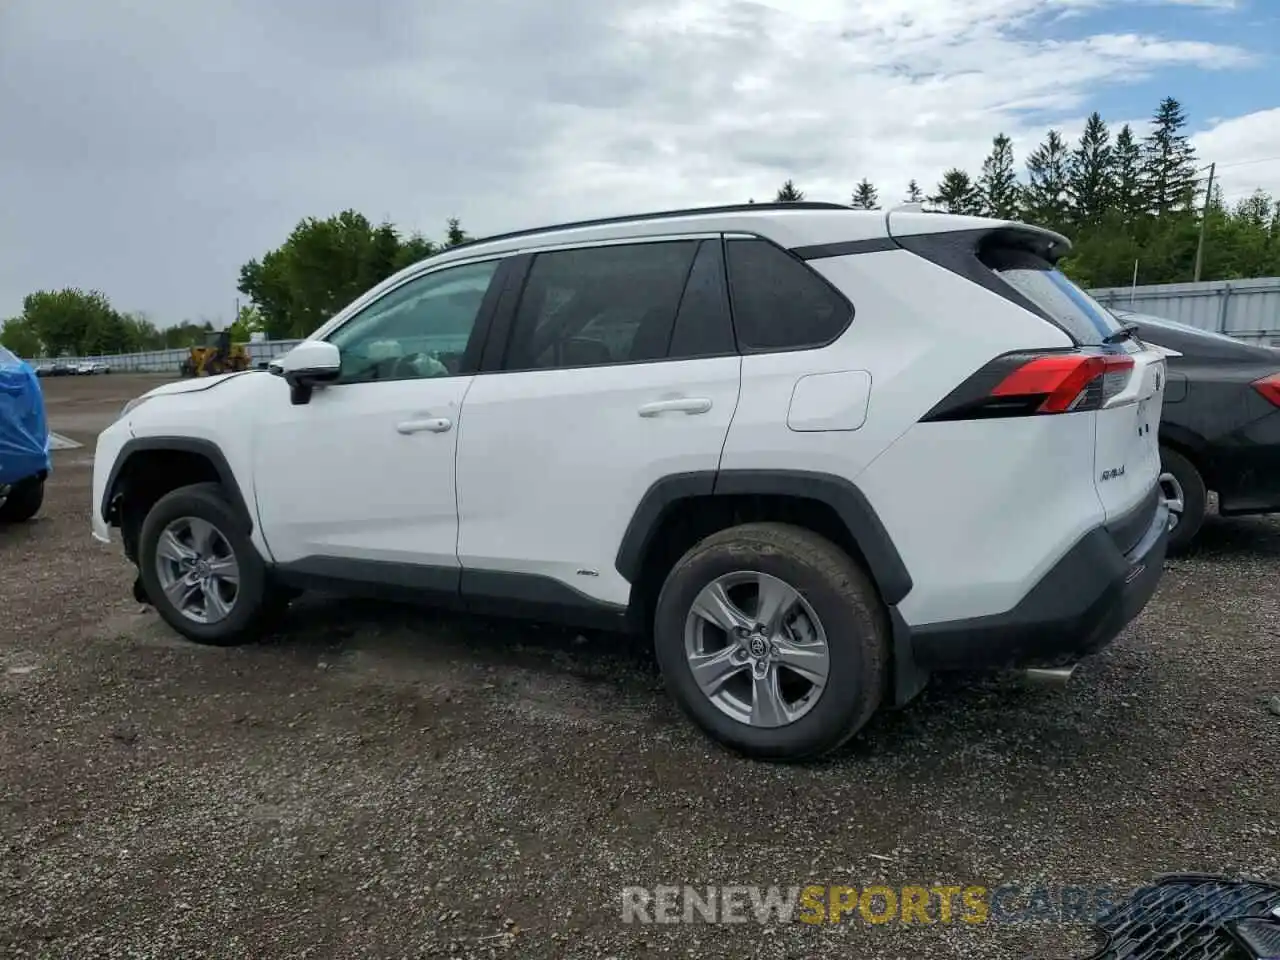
[154,516,241,624]
[683,571,830,728]
[1159,471,1185,530]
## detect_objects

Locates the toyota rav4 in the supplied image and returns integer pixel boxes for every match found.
[92,202,1170,760]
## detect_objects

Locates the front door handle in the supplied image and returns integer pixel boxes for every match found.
[396,417,452,435]
[637,397,713,417]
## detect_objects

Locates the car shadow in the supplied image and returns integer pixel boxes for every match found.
[1176,512,1280,561]
[257,593,1155,768]
[262,594,658,679]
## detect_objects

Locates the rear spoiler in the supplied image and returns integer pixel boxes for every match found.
[885,210,1072,264]
[790,213,1072,265]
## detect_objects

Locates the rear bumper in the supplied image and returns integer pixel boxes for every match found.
[906,494,1169,671]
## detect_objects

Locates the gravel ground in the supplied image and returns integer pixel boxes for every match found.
[2,374,1277,960]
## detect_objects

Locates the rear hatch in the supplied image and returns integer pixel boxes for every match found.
[981,242,1167,535]
[891,216,1167,543]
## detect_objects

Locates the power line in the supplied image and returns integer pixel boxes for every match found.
[1212,154,1280,171]
[1187,157,1280,185]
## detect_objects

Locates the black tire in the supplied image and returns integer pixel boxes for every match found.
[653,522,888,761]
[0,477,45,523]
[137,482,288,645]
[1160,446,1207,554]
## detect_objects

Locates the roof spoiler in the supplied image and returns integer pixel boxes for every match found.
[886,209,1073,263]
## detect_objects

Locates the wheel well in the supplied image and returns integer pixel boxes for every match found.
[627,493,876,634]
[110,450,224,562]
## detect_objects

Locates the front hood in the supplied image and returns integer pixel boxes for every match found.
[143,370,261,399]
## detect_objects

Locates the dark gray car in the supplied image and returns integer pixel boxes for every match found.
[1114,309,1280,551]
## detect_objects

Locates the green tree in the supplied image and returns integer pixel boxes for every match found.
[395,233,438,271]
[161,322,215,349]
[15,288,126,357]
[228,305,264,343]
[978,133,1021,219]
[238,210,436,340]
[118,312,164,351]
[444,217,469,247]
[929,169,983,215]
[0,317,42,358]
[1141,97,1198,215]
[850,178,879,210]
[1023,130,1071,233]
[1111,124,1144,223]
[905,179,924,203]
[1068,112,1113,227]
[775,179,805,202]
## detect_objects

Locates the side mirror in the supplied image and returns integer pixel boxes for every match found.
[269,340,341,406]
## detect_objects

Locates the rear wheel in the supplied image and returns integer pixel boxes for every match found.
[1159,446,1207,553]
[137,482,290,645]
[0,476,45,523]
[653,522,887,761]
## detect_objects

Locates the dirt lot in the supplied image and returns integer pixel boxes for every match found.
[2,373,1277,959]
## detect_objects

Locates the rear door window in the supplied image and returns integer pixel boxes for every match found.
[983,247,1126,346]
[503,241,696,371]
[501,239,736,371]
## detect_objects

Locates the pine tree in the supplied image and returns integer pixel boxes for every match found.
[444,217,468,247]
[905,180,924,203]
[1023,130,1071,233]
[850,178,880,210]
[775,180,805,202]
[1068,112,1113,226]
[1140,97,1198,215]
[978,133,1021,219]
[928,169,983,215]
[1112,123,1144,223]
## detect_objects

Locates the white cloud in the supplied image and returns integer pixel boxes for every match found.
[1192,109,1280,203]
[0,0,1265,322]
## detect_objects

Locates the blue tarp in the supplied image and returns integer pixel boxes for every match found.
[0,347,51,486]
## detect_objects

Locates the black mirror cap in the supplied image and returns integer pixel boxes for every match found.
[284,367,340,405]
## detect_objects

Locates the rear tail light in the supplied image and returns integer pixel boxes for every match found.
[1252,373,1280,408]
[923,351,1136,422]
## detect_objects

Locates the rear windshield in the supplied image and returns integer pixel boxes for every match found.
[983,247,1125,345]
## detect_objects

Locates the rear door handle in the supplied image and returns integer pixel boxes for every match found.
[396,417,452,435]
[637,397,713,417]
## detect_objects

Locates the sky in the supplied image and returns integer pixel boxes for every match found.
[1,0,1278,327]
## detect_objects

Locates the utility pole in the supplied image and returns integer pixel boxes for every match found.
[1193,161,1215,282]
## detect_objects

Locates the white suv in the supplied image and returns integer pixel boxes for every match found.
[92,202,1170,759]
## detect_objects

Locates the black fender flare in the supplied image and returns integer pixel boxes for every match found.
[614,469,913,606]
[101,436,253,532]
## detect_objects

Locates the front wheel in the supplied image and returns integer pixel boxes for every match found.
[1159,446,1207,554]
[136,482,289,645]
[653,522,888,761]
[0,476,45,523]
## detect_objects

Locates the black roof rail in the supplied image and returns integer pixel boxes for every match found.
[443,201,854,255]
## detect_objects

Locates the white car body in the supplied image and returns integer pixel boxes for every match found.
[92,202,1171,754]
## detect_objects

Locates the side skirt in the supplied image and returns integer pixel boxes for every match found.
[270,557,632,633]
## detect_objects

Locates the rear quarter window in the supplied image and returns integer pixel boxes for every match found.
[725,238,852,352]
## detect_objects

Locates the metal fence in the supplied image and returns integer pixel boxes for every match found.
[44,339,305,372]
[35,276,1280,370]
[1091,277,1280,347]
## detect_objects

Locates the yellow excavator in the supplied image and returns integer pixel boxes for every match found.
[179,330,251,377]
